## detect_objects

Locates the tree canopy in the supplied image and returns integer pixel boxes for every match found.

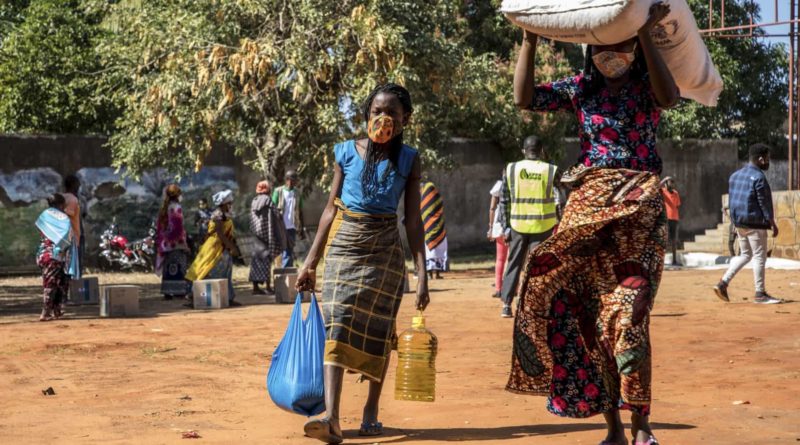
[0,0,116,134]
[0,0,790,178]
[99,0,574,182]
[658,0,789,157]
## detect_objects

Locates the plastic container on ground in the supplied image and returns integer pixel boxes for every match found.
[394,312,438,402]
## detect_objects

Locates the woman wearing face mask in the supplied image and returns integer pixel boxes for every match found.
[186,189,241,306]
[155,184,191,300]
[506,3,678,445]
[296,83,430,444]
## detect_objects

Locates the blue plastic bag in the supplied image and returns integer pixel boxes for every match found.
[267,292,326,416]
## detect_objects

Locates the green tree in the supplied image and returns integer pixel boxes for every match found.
[0,0,117,134]
[100,0,576,183]
[659,0,788,156]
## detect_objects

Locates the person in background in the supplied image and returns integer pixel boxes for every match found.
[194,198,212,245]
[508,3,679,444]
[186,190,241,306]
[272,170,305,268]
[713,144,783,304]
[488,176,509,299]
[249,180,286,295]
[420,178,448,279]
[155,184,191,300]
[296,83,430,443]
[35,193,76,321]
[498,135,560,318]
[660,176,681,266]
[62,174,82,279]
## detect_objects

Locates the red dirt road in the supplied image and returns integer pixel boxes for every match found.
[0,269,798,444]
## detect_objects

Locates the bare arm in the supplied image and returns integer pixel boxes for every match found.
[404,155,430,310]
[514,30,539,109]
[296,164,344,291]
[215,220,238,255]
[488,195,499,240]
[637,2,679,108]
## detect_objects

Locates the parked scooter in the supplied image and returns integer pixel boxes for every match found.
[98,218,155,272]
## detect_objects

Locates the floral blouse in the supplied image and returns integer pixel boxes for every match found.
[530,73,662,173]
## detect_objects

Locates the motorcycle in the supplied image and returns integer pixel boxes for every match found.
[98,218,155,272]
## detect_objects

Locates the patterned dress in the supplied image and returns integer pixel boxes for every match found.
[155,202,190,297]
[531,73,662,173]
[508,73,666,418]
[37,235,69,317]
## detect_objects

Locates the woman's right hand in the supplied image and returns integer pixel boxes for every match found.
[296,266,316,292]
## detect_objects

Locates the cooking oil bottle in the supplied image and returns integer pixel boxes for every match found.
[395,311,437,402]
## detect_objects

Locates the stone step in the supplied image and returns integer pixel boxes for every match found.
[704,227,728,237]
[683,241,725,254]
[693,234,723,244]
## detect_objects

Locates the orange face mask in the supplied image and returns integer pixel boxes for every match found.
[368,115,395,144]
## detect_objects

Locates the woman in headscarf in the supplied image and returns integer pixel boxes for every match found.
[186,189,241,306]
[296,83,430,443]
[249,180,286,294]
[35,193,76,321]
[507,4,679,445]
[155,184,191,300]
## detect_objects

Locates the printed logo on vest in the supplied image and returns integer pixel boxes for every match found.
[519,169,543,181]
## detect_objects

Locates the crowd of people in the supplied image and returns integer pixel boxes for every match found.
[29,3,787,444]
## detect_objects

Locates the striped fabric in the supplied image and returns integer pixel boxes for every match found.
[420,181,447,251]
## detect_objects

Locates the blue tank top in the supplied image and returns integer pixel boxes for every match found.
[335,140,418,215]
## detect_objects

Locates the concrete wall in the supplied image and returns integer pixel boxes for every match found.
[292,138,742,252]
[0,134,759,266]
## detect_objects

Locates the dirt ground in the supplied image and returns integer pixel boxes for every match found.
[0,267,798,444]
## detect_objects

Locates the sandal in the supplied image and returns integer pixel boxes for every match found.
[304,418,343,444]
[358,421,383,437]
[634,437,659,445]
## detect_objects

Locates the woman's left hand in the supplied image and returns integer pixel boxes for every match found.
[641,2,671,32]
[415,279,430,311]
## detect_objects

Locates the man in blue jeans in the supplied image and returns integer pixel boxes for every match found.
[714,144,783,304]
[272,170,305,268]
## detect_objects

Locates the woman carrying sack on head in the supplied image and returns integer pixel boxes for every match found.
[506,3,679,445]
[186,189,241,306]
[155,184,191,300]
[296,83,430,444]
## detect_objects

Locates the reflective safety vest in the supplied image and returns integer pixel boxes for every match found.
[506,159,558,234]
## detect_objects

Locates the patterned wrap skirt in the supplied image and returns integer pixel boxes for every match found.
[248,238,272,284]
[507,167,666,418]
[321,202,405,382]
[40,259,68,313]
[161,250,189,296]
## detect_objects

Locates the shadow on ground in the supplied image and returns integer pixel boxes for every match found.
[341,422,696,442]
[0,280,290,324]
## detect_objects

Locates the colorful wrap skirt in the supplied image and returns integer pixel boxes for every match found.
[507,167,666,418]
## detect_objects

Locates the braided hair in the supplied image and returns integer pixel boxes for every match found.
[360,83,413,198]
[583,38,649,97]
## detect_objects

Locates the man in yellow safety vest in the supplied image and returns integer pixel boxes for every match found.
[499,135,560,318]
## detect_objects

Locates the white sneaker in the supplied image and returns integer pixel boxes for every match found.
[754,293,783,304]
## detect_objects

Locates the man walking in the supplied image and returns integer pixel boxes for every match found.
[660,176,681,266]
[272,170,305,268]
[499,136,559,318]
[713,144,782,304]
